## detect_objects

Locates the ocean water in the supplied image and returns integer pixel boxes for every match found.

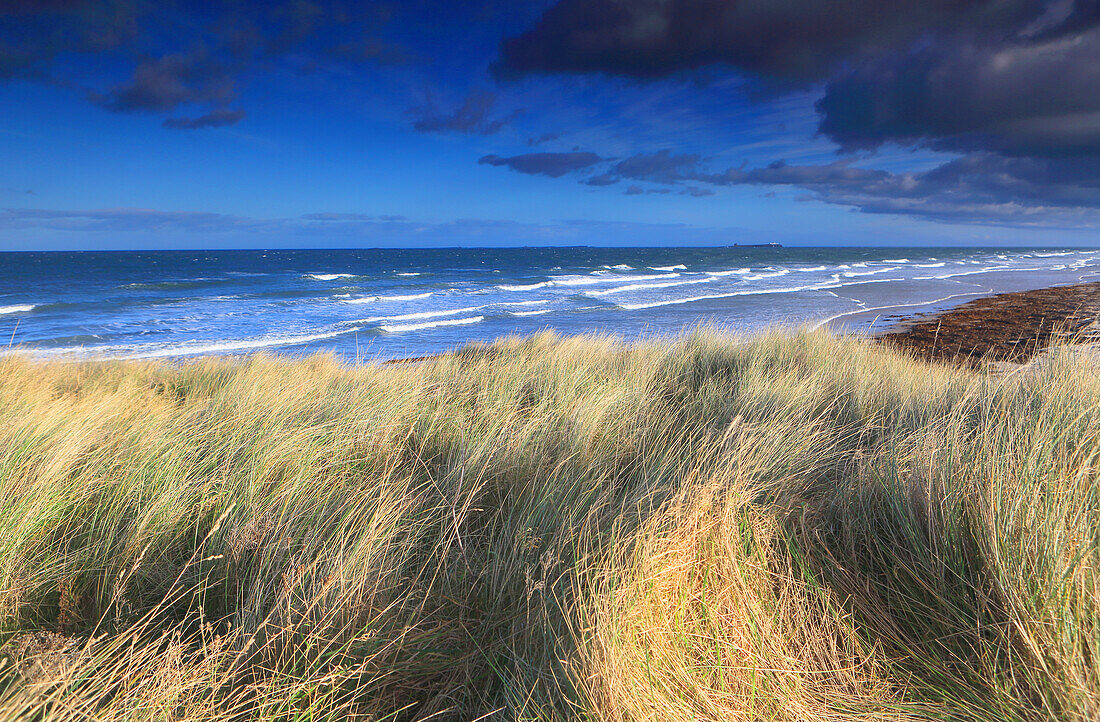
[1,247,1098,362]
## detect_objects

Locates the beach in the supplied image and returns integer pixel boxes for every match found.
[878,280,1100,366]
[2,247,1099,362]
[2,285,1100,719]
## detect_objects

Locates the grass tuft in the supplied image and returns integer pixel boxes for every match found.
[0,328,1097,720]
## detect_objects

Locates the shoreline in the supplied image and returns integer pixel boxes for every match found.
[379,281,1100,369]
[8,280,1100,369]
[875,280,1100,367]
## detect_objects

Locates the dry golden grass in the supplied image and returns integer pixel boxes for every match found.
[0,328,1097,720]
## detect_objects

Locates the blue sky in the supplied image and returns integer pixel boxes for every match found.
[2,0,1100,250]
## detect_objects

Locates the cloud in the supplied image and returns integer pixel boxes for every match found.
[624,185,672,195]
[501,0,1100,159]
[817,26,1100,156]
[410,90,521,135]
[93,51,236,114]
[527,132,562,146]
[584,172,619,186]
[571,150,706,187]
[547,147,1100,223]
[0,1,409,126]
[495,0,1100,224]
[0,206,759,249]
[162,108,246,130]
[479,151,605,177]
[0,207,276,233]
[496,0,1046,81]
[302,212,407,221]
[708,155,1100,226]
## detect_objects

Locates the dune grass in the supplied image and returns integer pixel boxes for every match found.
[0,328,1098,720]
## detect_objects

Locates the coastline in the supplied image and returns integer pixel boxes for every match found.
[875,280,1100,367]
[380,281,1100,369]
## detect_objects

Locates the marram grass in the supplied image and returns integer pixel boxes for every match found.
[0,328,1098,720]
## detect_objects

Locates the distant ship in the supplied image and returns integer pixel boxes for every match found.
[727,242,782,248]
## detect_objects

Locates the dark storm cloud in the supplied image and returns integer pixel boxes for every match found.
[0,0,408,127]
[410,90,521,135]
[491,0,1100,224]
[163,108,246,130]
[497,0,1046,81]
[501,0,1100,158]
[479,151,605,177]
[817,26,1100,155]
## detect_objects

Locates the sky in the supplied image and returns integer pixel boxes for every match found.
[2,0,1100,250]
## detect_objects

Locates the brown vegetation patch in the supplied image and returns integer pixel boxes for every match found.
[879,281,1100,366]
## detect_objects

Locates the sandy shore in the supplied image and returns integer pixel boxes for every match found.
[877,280,1100,367]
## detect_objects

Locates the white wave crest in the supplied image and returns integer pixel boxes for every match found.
[380,292,432,301]
[811,291,990,330]
[511,309,551,317]
[498,282,551,291]
[618,277,905,310]
[649,264,687,271]
[499,273,672,292]
[913,266,1033,280]
[381,316,484,333]
[41,327,363,360]
[355,306,483,324]
[307,273,356,281]
[743,269,790,281]
[396,272,421,276]
[585,277,715,297]
[0,304,35,315]
[842,266,901,278]
[552,273,670,287]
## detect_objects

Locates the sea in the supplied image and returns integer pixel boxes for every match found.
[1,246,1098,362]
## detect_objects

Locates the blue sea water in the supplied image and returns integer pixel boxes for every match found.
[1,247,1098,362]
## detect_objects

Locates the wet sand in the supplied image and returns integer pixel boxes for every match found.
[878,281,1100,367]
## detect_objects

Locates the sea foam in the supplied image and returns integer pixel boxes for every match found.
[355,306,484,324]
[381,316,484,333]
[585,277,716,297]
[0,304,35,315]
